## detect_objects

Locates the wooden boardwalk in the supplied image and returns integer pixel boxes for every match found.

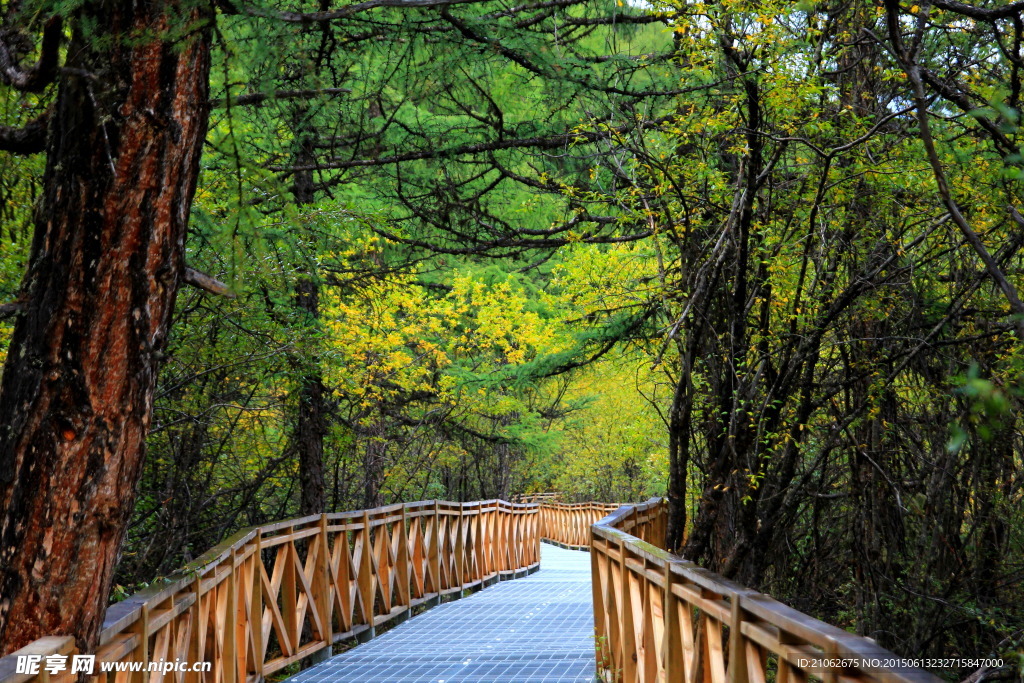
[0,498,940,683]
[289,544,595,683]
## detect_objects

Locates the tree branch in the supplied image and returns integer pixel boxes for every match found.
[0,302,23,320]
[0,110,48,154]
[271,116,675,172]
[932,0,1024,20]
[245,0,494,23]
[211,87,352,108]
[885,0,1024,340]
[0,17,62,92]
[183,268,236,298]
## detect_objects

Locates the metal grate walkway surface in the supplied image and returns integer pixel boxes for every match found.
[290,544,596,683]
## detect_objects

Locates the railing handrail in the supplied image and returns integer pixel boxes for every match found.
[591,498,942,683]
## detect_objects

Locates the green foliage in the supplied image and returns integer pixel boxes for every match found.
[3,0,1024,676]
[948,365,1017,452]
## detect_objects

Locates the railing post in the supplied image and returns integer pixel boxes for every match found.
[130,603,149,683]
[474,504,484,581]
[251,531,265,680]
[510,504,519,570]
[358,511,374,632]
[591,533,607,676]
[664,563,682,681]
[431,501,442,594]
[568,505,575,545]
[237,547,251,678]
[521,504,528,568]
[187,575,203,683]
[488,503,497,576]
[281,527,298,656]
[665,498,670,543]
[315,516,331,655]
[508,504,517,571]
[492,503,498,574]
[455,504,465,589]
[481,503,490,577]
[574,505,581,546]
[525,504,531,566]
[535,504,541,562]
[515,503,521,570]
[726,592,749,683]
[619,541,637,682]
[820,638,841,683]
[398,505,411,610]
[512,503,520,570]
[538,503,545,543]
[223,549,238,683]
[591,503,598,547]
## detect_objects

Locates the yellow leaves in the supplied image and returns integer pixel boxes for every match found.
[321,267,570,410]
[537,352,666,500]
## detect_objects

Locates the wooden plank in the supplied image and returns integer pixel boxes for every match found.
[249,534,264,679]
[358,511,375,625]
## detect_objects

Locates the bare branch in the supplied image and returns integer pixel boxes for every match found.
[1010,204,1024,229]
[932,0,1024,20]
[184,268,236,298]
[211,87,352,109]
[245,0,494,23]
[885,0,1024,339]
[0,109,48,154]
[271,115,677,173]
[0,302,23,320]
[0,17,62,92]
[556,13,665,26]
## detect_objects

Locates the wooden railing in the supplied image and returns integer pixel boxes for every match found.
[0,499,543,683]
[591,498,942,683]
[540,501,621,549]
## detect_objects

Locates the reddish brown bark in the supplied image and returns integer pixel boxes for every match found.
[0,2,212,655]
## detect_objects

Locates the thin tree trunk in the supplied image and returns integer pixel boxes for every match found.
[665,369,691,553]
[295,276,327,516]
[292,134,327,517]
[363,419,386,508]
[0,4,211,655]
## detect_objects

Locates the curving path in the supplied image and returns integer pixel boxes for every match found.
[290,544,595,683]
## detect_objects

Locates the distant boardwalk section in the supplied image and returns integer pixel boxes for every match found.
[292,544,594,683]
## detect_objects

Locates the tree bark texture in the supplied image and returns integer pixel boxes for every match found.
[0,1,211,655]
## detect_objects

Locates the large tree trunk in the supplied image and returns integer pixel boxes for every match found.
[0,2,211,655]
